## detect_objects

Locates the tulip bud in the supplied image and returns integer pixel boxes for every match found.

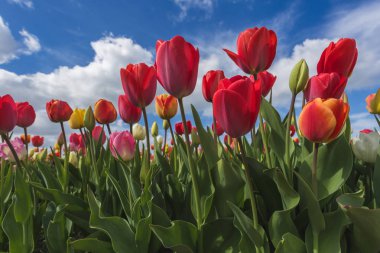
[366,89,380,114]
[37,148,47,161]
[151,121,158,137]
[289,59,309,95]
[84,106,95,131]
[351,130,380,163]
[69,108,85,129]
[69,151,78,167]
[191,127,200,146]
[133,123,146,141]
[92,125,106,145]
[163,120,169,130]
[57,132,64,147]
[157,135,163,147]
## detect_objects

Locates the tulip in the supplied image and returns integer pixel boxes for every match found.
[289,59,309,95]
[132,123,146,141]
[118,95,142,124]
[289,125,296,137]
[155,94,178,120]
[120,63,157,108]
[175,121,192,135]
[212,121,224,136]
[92,125,106,145]
[21,134,31,144]
[191,127,200,146]
[257,71,276,97]
[293,137,299,144]
[156,135,163,147]
[46,99,73,123]
[202,70,225,102]
[163,120,169,130]
[16,102,36,128]
[213,76,261,138]
[109,131,135,161]
[94,99,117,125]
[351,129,380,163]
[69,108,86,129]
[69,133,85,154]
[57,132,64,147]
[69,151,79,167]
[0,95,17,133]
[32,135,44,148]
[366,89,380,114]
[156,35,199,98]
[317,38,358,78]
[304,73,347,102]
[84,106,96,131]
[0,137,27,161]
[151,121,158,137]
[299,98,349,143]
[223,27,277,75]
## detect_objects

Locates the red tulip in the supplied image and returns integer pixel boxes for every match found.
[360,129,373,134]
[156,35,199,98]
[0,95,17,133]
[317,38,358,78]
[257,71,276,97]
[16,102,36,128]
[94,99,117,124]
[224,27,277,74]
[69,133,85,153]
[46,99,73,122]
[32,135,44,147]
[92,125,106,145]
[213,76,261,138]
[118,95,142,124]
[212,121,224,136]
[175,121,192,135]
[120,63,157,108]
[290,125,296,137]
[304,73,347,102]
[299,98,349,143]
[202,70,225,102]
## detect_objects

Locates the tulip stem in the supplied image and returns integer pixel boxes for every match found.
[142,107,151,169]
[312,143,319,198]
[285,93,296,183]
[106,124,112,135]
[178,98,203,252]
[60,122,69,192]
[23,127,29,162]
[129,123,133,134]
[168,119,176,147]
[259,112,272,168]
[163,128,167,155]
[212,114,218,144]
[1,134,23,170]
[238,137,259,229]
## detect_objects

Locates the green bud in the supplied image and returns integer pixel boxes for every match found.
[84,106,95,131]
[163,120,169,130]
[151,121,158,137]
[37,148,47,161]
[191,128,200,146]
[289,59,309,95]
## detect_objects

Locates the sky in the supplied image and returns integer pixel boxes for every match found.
[0,0,379,146]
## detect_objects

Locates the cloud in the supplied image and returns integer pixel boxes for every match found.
[0,16,41,64]
[7,0,33,9]
[172,0,215,20]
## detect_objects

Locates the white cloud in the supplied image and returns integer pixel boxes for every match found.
[0,16,41,64]
[8,0,33,9]
[172,0,215,20]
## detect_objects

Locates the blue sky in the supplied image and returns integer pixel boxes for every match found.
[0,0,379,145]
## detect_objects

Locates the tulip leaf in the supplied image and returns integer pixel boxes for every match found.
[87,188,138,253]
[266,169,300,247]
[14,168,33,223]
[336,190,364,208]
[70,238,114,253]
[191,105,220,169]
[46,206,68,253]
[202,218,240,252]
[106,171,132,220]
[275,233,306,253]
[374,151,380,206]
[36,162,62,190]
[150,220,198,253]
[0,165,13,204]
[299,136,353,200]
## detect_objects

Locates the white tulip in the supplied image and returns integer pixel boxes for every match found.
[156,135,163,147]
[132,123,146,141]
[351,130,380,163]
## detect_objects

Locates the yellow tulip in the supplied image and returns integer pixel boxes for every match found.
[155,94,178,120]
[366,88,380,114]
[69,108,85,129]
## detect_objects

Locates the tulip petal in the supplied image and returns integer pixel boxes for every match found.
[322,98,349,142]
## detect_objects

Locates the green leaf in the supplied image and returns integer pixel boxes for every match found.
[336,190,364,208]
[70,238,114,253]
[266,169,300,247]
[202,218,240,253]
[106,171,131,219]
[275,233,306,253]
[150,220,198,253]
[14,169,33,223]
[0,165,13,204]
[191,105,220,169]
[300,136,353,200]
[36,162,62,190]
[374,150,380,206]
[87,188,138,253]
[46,206,68,253]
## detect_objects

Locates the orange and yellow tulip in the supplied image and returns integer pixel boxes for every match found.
[155,94,178,120]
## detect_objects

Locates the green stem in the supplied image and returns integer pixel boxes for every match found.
[259,112,272,168]
[212,113,218,144]
[178,98,203,253]
[312,143,319,198]
[142,107,151,169]
[285,93,296,182]
[168,119,176,147]
[163,128,167,155]
[59,122,69,192]
[106,123,112,135]
[313,231,319,253]
[23,127,28,162]
[238,138,259,229]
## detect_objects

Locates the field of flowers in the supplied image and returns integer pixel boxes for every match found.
[0,26,380,253]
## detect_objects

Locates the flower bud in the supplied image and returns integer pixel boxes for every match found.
[37,148,47,161]
[84,106,95,131]
[163,120,169,130]
[151,121,158,137]
[289,59,309,95]
[157,135,163,147]
[132,123,146,141]
[69,151,78,167]
[191,127,200,146]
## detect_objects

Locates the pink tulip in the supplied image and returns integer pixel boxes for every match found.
[109,131,135,161]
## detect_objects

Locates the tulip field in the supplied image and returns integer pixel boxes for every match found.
[1,27,380,253]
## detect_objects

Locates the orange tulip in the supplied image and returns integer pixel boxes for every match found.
[155,94,178,120]
[94,99,117,124]
[299,98,349,143]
